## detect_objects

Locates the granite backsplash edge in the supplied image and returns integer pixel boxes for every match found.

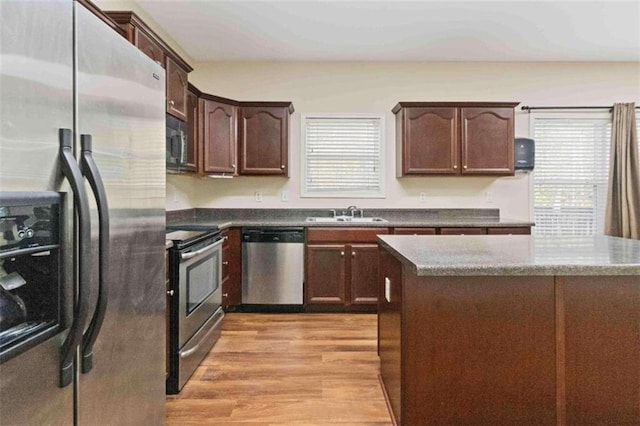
[167,208,501,224]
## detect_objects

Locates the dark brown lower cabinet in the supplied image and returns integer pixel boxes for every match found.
[350,244,379,304]
[305,244,346,304]
[221,228,241,309]
[305,227,389,312]
[378,248,640,425]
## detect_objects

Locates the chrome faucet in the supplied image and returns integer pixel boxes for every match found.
[347,205,363,218]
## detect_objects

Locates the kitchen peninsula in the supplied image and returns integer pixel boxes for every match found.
[378,234,640,425]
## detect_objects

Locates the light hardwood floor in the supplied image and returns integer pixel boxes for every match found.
[166,313,392,425]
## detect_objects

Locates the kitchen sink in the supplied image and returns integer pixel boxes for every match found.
[305,216,388,223]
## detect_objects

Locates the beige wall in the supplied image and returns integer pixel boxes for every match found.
[166,61,639,220]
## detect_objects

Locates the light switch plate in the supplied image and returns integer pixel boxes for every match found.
[255,192,263,202]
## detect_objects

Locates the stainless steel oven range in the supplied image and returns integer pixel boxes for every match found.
[165,226,224,394]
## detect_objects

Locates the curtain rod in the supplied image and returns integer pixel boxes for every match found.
[521,105,640,112]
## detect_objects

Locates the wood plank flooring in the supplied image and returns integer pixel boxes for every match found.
[166,313,392,425]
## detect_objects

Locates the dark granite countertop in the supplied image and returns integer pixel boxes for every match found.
[166,208,534,230]
[378,234,640,276]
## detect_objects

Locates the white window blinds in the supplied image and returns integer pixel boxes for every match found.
[302,115,383,198]
[532,113,612,236]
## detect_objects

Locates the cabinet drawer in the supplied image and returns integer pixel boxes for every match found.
[306,227,389,243]
[394,227,437,235]
[221,245,230,280]
[487,227,531,235]
[439,227,485,235]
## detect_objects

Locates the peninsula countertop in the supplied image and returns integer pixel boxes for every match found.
[378,234,640,276]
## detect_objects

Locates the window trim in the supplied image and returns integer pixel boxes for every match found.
[300,113,386,199]
[528,110,612,236]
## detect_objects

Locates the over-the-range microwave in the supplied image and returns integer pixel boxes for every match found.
[166,114,190,172]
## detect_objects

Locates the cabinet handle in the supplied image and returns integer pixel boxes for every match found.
[223,261,229,265]
[463,165,467,169]
[224,236,229,241]
[453,165,458,169]
[222,293,228,297]
[340,251,344,257]
[167,290,174,296]
[169,100,175,106]
[232,164,236,169]
[280,165,285,169]
[352,252,356,257]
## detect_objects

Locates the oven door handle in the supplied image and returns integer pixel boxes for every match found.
[79,135,110,375]
[58,128,92,388]
[180,238,223,260]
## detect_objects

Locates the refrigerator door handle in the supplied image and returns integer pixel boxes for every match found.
[58,128,93,388]
[79,134,110,374]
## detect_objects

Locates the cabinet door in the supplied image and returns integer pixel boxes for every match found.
[202,99,237,174]
[401,107,459,175]
[461,107,514,175]
[134,29,164,67]
[166,56,188,121]
[305,244,346,304]
[350,244,379,305]
[239,106,288,175]
[184,89,198,172]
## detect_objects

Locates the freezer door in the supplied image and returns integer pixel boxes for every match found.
[75,4,166,425]
[0,1,74,424]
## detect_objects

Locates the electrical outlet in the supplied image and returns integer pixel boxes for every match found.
[419,192,427,202]
[281,190,288,202]
[485,191,493,203]
[254,192,263,202]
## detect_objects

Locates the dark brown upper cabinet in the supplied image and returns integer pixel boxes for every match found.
[461,107,515,175]
[106,11,193,121]
[393,102,518,177]
[166,57,188,121]
[135,29,164,67]
[200,94,238,175]
[238,102,294,176]
[397,107,459,175]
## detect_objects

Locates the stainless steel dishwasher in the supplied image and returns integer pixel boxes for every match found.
[241,227,304,309]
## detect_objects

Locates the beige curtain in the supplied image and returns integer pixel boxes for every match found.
[605,102,640,239]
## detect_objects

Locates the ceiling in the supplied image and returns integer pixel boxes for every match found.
[134,0,640,62]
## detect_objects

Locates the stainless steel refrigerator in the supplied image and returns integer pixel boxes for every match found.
[0,0,166,424]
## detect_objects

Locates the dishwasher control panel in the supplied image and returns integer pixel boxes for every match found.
[241,227,305,243]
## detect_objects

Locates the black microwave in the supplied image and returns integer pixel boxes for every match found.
[166,115,191,172]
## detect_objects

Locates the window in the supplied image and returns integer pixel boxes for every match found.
[301,114,384,198]
[531,113,612,236]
